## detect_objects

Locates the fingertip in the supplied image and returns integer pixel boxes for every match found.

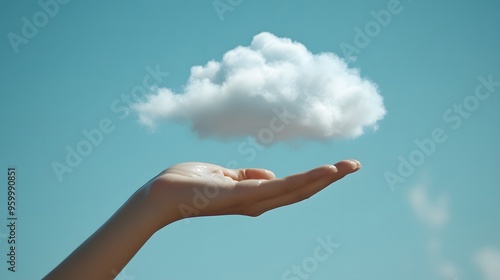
[330,164,339,173]
[350,160,362,170]
[333,159,362,173]
[265,170,276,179]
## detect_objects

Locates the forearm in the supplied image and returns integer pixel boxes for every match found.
[44,186,159,280]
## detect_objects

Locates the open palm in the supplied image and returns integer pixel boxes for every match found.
[147,160,361,227]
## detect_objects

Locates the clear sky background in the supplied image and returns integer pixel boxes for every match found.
[1,0,500,279]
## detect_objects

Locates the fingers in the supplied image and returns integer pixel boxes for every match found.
[258,160,359,198]
[245,160,361,216]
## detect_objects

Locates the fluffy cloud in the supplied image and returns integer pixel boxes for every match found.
[133,32,386,143]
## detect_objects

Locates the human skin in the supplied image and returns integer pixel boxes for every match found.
[43,160,361,280]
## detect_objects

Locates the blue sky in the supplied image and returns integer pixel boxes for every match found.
[1,0,500,279]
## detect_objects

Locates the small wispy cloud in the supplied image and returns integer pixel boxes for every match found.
[475,248,500,280]
[407,182,458,279]
[132,32,386,143]
[408,184,449,231]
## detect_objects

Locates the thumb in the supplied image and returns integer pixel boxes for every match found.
[237,168,276,181]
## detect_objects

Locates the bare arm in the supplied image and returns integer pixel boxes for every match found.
[43,160,361,280]
[42,186,159,279]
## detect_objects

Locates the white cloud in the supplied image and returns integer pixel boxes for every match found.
[408,183,459,279]
[132,32,386,143]
[407,184,449,230]
[475,248,500,280]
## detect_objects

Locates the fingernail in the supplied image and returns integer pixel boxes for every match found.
[350,160,361,170]
[265,170,276,177]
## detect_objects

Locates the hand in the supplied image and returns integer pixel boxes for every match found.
[43,160,361,280]
[144,160,361,231]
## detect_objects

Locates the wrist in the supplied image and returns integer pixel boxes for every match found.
[140,180,183,233]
